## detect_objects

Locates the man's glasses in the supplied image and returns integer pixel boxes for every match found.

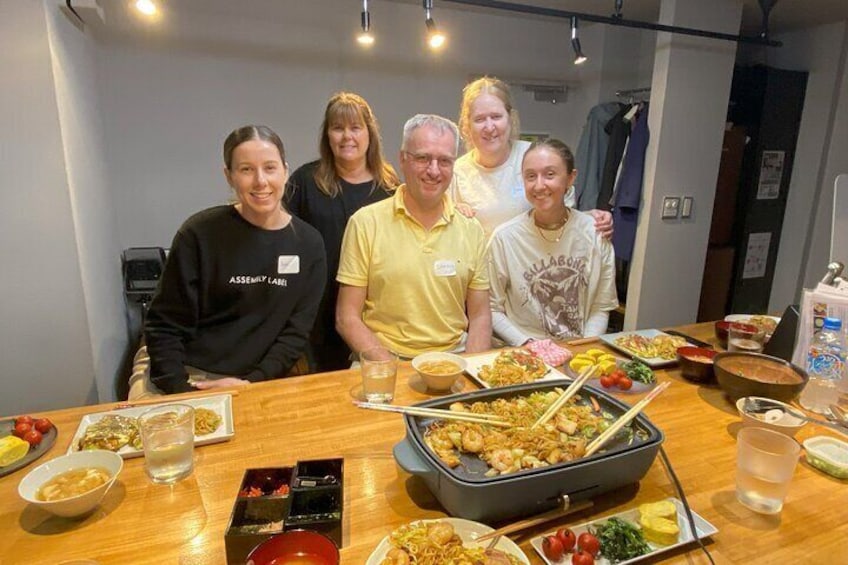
[403,151,455,170]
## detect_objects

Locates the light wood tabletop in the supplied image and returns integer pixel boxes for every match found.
[1,322,846,564]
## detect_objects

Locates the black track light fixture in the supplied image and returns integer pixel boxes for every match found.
[424,0,446,49]
[358,0,374,45]
[571,17,587,65]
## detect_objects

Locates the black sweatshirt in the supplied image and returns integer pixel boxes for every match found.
[144,206,327,394]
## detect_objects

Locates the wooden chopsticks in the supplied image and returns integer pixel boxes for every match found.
[473,499,594,543]
[111,389,240,409]
[531,365,597,429]
[354,401,512,427]
[584,381,670,457]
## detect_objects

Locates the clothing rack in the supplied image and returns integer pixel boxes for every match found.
[615,87,651,102]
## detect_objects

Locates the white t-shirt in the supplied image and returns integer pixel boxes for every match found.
[488,209,618,345]
[451,140,575,238]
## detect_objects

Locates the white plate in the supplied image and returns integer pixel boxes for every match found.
[67,394,235,458]
[724,314,780,335]
[366,517,530,565]
[599,330,693,368]
[564,358,657,394]
[463,350,569,389]
[531,498,718,565]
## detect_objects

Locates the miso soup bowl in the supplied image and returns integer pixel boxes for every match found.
[412,352,467,392]
[18,450,123,518]
[713,352,808,403]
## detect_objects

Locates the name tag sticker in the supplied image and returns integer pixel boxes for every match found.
[278,255,300,274]
[434,260,457,277]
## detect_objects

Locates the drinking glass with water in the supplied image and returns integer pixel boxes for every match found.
[138,404,195,485]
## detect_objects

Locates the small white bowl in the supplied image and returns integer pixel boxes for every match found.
[412,352,467,392]
[19,450,123,518]
[736,396,807,437]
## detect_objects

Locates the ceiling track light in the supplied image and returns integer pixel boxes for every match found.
[571,17,587,65]
[357,0,374,45]
[135,0,157,16]
[424,0,447,49]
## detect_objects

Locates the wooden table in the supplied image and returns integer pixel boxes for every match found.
[2,322,846,564]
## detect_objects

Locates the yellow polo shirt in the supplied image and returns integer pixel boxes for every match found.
[337,185,489,357]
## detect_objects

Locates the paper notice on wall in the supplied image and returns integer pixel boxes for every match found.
[742,232,771,279]
[756,150,784,199]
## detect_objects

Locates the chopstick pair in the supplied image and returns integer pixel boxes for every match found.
[531,364,597,429]
[112,389,239,409]
[354,401,512,427]
[473,499,594,543]
[584,381,671,457]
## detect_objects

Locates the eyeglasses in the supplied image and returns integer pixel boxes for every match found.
[403,151,455,170]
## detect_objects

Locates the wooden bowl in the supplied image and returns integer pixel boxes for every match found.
[713,352,807,402]
[246,530,339,565]
[676,346,717,383]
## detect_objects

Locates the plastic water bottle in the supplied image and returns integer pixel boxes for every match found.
[800,317,844,414]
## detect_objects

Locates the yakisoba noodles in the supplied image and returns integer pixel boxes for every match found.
[478,348,548,387]
[194,407,222,435]
[380,521,523,565]
[424,389,615,476]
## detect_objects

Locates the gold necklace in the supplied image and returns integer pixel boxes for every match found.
[534,210,568,242]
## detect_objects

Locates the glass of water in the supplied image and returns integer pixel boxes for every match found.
[138,404,195,485]
[360,347,398,403]
[736,426,800,514]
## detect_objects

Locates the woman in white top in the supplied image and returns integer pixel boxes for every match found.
[488,139,618,345]
[452,77,613,239]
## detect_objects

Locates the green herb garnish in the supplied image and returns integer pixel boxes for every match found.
[592,517,651,563]
[623,360,656,384]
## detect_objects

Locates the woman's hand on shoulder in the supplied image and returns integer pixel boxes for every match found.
[455,203,477,218]
[192,377,250,390]
[589,209,614,239]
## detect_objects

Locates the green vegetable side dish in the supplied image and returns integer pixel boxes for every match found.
[592,517,651,563]
[623,360,656,384]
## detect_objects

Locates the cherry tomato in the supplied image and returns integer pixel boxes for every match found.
[617,376,633,391]
[572,549,595,565]
[577,532,600,556]
[34,418,53,434]
[15,415,34,426]
[556,527,576,552]
[13,422,32,438]
[609,369,626,384]
[599,375,614,388]
[23,429,43,447]
[542,534,564,561]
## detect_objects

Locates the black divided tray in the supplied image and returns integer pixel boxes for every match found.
[224,458,343,565]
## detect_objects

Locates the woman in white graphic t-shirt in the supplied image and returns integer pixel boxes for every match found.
[487,139,618,346]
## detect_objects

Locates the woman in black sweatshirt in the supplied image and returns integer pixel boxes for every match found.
[129,125,327,397]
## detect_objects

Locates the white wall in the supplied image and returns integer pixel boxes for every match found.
[46,1,130,403]
[0,0,97,413]
[626,0,743,329]
[755,22,848,311]
[95,0,627,249]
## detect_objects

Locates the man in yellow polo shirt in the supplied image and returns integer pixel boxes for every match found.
[336,114,492,358]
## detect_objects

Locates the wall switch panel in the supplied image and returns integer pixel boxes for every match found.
[662,196,680,219]
[681,196,693,218]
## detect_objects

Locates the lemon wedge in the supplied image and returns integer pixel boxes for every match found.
[0,435,30,467]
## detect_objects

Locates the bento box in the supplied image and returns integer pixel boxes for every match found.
[393,380,663,523]
[224,458,343,564]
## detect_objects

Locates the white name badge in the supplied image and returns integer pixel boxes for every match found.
[278,255,300,274]
[434,260,457,277]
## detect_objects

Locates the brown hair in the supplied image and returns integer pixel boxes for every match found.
[314,92,399,198]
[458,76,521,152]
[523,138,576,173]
[223,125,286,170]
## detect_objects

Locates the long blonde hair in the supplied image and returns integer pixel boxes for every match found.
[314,92,399,197]
[458,77,521,152]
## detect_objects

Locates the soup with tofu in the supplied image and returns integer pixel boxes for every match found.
[37,467,111,501]
[718,357,803,385]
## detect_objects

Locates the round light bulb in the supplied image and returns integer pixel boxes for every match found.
[135,0,157,16]
[428,32,446,49]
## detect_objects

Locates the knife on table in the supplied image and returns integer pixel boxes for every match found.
[663,329,713,349]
